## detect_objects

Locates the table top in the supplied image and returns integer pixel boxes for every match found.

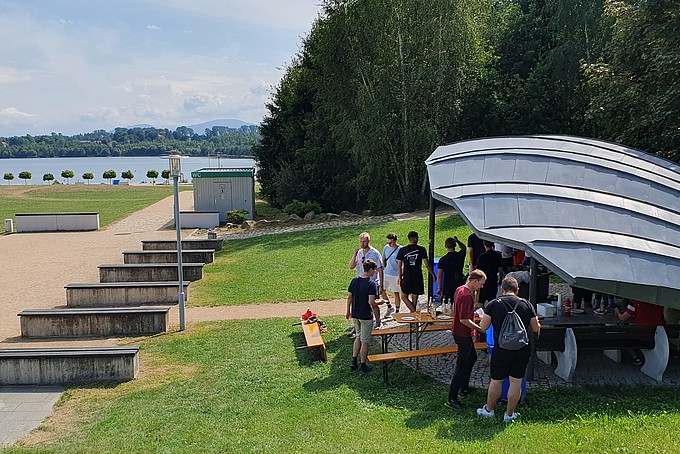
[393,312,452,324]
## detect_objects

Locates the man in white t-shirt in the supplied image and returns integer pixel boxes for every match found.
[349,232,386,329]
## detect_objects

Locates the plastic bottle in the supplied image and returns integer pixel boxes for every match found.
[564,298,572,317]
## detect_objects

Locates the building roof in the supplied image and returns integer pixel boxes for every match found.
[426,135,680,308]
[191,168,254,178]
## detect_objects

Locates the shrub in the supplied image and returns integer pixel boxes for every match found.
[284,200,322,218]
[226,209,249,224]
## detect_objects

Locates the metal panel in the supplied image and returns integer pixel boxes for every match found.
[191,168,255,221]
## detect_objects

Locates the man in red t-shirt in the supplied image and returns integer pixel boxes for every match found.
[615,299,665,366]
[445,270,487,409]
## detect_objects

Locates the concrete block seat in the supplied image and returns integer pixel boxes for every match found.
[123,249,214,264]
[141,238,223,251]
[98,263,204,283]
[65,281,189,307]
[19,306,171,338]
[0,346,139,385]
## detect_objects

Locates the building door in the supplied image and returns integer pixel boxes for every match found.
[214,182,233,217]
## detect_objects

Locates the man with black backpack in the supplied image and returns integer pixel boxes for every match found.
[476,276,540,423]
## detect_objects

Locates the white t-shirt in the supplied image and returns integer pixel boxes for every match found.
[355,246,383,283]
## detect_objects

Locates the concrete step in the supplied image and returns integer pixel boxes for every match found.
[123,249,214,264]
[65,281,188,307]
[18,306,171,338]
[141,238,223,251]
[0,346,139,385]
[98,263,204,282]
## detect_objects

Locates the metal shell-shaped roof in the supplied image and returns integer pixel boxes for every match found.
[426,135,680,307]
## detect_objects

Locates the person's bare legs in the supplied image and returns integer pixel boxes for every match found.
[485,379,504,411]
[371,301,381,326]
[400,293,416,312]
[505,377,523,416]
[360,341,369,364]
[352,336,361,358]
[392,291,401,311]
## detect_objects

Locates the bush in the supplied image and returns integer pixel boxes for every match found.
[284,200,322,218]
[226,209,249,224]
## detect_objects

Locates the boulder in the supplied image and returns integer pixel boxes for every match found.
[303,211,316,221]
[362,210,373,216]
[340,210,358,217]
[288,214,302,222]
[326,213,340,219]
[240,220,256,229]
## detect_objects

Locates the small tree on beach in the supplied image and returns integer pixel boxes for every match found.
[61,169,74,184]
[121,170,134,182]
[103,169,117,184]
[161,169,170,184]
[18,171,32,184]
[82,173,94,184]
[43,173,54,184]
[146,169,159,184]
[4,173,14,185]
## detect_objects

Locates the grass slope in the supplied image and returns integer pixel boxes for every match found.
[0,185,186,232]
[6,318,679,453]
[190,215,473,306]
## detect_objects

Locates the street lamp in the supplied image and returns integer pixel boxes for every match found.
[167,151,185,331]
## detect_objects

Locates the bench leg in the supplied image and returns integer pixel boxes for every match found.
[554,328,577,382]
[640,325,669,384]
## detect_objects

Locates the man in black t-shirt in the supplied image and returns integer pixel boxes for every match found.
[467,232,485,270]
[476,241,504,305]
[477,276,540,423]
[436,236,466,304]
[396,231,436,312]
[346,259,379,373]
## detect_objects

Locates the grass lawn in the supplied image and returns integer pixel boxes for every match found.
[0,185,189,232]
[190,215,474,306]
[6,317,679,453]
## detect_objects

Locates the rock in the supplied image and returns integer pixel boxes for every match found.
[326,212,340,219]
[340,210,358,217]
[303,211,316,221]
[362,210,373,216]
[241,220,255,229]
[288,214,302,221]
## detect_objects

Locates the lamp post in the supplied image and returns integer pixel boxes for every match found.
[167,151,185,331]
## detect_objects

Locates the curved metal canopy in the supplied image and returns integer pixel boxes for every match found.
[426,135,680,308]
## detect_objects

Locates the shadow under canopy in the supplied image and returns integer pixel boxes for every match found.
[426,135,680,309]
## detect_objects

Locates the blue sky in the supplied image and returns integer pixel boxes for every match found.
[0,0,322,136]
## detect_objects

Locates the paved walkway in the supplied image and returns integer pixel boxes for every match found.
[0,386,62,446]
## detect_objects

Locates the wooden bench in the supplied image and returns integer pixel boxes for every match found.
[372,324,451,353]
[300,321,327,362]
[535,324,680,383]
[368,342,487,384]
[0,346,139,385]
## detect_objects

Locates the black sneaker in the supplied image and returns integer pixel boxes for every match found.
[444,399,462,409]
[350,363,358,371]
[359,364,372,373]
[460,387,478,396]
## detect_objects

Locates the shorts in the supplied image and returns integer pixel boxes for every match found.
[383,274,400,293]
[353,318,374,344]
[400,276,424,296]
[490,347,531,380]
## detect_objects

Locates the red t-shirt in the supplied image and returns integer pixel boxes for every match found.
[452,285,475,337]
[624,300,665,326]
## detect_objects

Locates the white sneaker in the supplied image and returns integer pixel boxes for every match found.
[476,404,494,418]
[373,321,382,330]
[504,412,520,423]
[384,306,395,319]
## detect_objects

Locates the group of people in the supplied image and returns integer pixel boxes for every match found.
[344,230,542,423]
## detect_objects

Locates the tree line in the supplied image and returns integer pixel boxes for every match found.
[0,125,259,159]
[2,169,172,185]
[254,0,679,214]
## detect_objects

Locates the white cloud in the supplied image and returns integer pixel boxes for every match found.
[0,107,36,119]
[147,24,161,30]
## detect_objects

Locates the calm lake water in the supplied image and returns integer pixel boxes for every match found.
[0,156,256,184]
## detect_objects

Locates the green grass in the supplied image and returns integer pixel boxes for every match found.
[5,317,679,453]
[190,215,473,306]
[0,185,189,232]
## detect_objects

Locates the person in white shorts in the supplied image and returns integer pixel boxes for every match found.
[381,232,401,316]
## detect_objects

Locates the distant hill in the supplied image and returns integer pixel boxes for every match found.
[188,119,257,132]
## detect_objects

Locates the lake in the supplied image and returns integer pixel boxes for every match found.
[0,156,256,184]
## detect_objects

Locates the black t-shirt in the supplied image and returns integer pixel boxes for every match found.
[485,294,537,349]
[348,276,378,320]
[437,250,466,296]
[396,244,428,282]
[467,233,485,267]
[476,249,503,286]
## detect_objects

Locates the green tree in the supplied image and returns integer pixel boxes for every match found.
[161,169,170,184]
[61,169,74,184]
[42,173,54,184]
[146,169,159,184]
[82,172,94,184]
[4,172,14,185]
[18,171,32,184]
[121,170,134,182]
[103,169,117,184]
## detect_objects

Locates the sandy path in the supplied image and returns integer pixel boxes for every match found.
[0,192,349,348]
